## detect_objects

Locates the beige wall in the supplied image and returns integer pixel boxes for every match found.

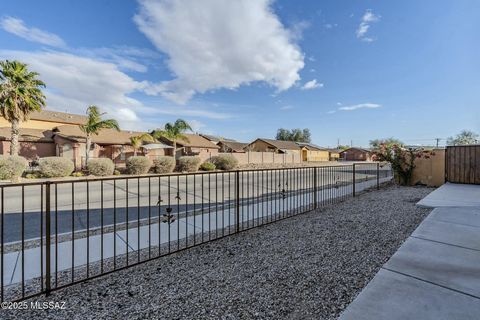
[305,150,330,162]
[214,151,301,165]
[411,149,445,187]
[0,118,71,130]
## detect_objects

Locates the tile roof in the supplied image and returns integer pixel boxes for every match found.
[253,138,301,151]
[0,127,54,142]
[218,141,248,152]
[53,125,144,145]
[296,142,327,151]
[162,133,220,149]
[29,110,87,125]
[199,134,236,142]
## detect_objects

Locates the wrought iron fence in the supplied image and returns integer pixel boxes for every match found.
[0,163,392,302]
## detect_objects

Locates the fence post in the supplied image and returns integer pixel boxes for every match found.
[352,164,356,197]
[235,170,240,233]
[45,182,51,295]
[376,162,380,190]
[313,167,318,209]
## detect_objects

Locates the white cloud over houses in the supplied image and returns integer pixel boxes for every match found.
[356,10,380,42]
[301,79,323,90]
[0,50,147,129]
[338,103,382,111]
[0,17,66,47]
[134,0,305,104]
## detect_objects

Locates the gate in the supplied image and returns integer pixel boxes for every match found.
[445,145,480,184]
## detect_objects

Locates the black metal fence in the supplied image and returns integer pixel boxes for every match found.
[0,163,392,302]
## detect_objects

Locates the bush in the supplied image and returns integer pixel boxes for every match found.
[87,158,115,176]
[210,154,238,170]
[71,172,84,177]
[25,172,42,179]
[0,156,28,180]
[126,156,152,175]
[176,156,201,172]
[113,169,121,176]
[152,156,176,174]
[200,161,216,171]
[38,157,74,178]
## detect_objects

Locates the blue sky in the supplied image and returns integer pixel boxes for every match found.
[0,0,478,147]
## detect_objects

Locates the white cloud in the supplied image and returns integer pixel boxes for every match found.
[301,79,323,90]
[0,17,66,47]
[280,105,293,110]
[356,9,380,42]
[188,119,207,132]
[338,103,382,111]
[326,110,336,114]
[0,50,146,129]
[134,0,305,104]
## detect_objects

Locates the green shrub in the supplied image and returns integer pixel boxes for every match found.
[25,172,42,179]
[113,169,121,176]
[126,156,152,175]
[38,157,74,178]
[0,156,28,180]
[210,154,238,170]
[152,156,176,174]
[87,158,115,176]
[71,172,84,177]
[199,161,216,171]
[176,156,201,172]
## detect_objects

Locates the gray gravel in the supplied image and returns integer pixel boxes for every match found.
[2,184,432,320]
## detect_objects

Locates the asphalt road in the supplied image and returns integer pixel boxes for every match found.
[1,165,391,243]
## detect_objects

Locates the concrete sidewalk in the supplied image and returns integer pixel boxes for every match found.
[417,182,480,208]
[340,186,480,320]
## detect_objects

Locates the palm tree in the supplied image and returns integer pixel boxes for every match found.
[130,133,154,156]
[152,119,192,159]
[0,60,46,155]
[79,105,120,164]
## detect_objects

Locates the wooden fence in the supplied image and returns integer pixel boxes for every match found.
[445,145,480,184]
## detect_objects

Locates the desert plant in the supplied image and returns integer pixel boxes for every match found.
[0,60,46,155]
[71,171,84,177]
[87,158,115,176]
[152,156,176,174]
[126,156,152,175]
[0,155,27,180]
[152,119,192,159]
[199,161,216,171]
[210,154,238,170]
[176,156,201,172]
[113,169,121,176]
[38,157,74,178]
[79,105,120,164]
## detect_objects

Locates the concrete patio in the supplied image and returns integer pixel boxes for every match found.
[340,183,480,320]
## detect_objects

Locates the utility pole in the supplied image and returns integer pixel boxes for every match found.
[350,140,353,147]
[435,138,441,148]
[337,138,340,148]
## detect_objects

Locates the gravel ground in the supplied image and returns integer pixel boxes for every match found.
[2,184,432,320]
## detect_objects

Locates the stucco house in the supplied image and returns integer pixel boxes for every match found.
[245,138,301,154]
[217,141,248,153]
[158,133,219,161]
[327,148,341,161]
[296,142,330,162]
[339,147,372,161]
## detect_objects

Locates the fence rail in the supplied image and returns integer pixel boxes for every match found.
[0,163,392,302]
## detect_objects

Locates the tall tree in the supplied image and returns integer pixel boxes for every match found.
[130,133,155,156]
[447,130,479,146]
[275,128,311,143]
[79,106,120,164]
[0,60,46,155]
[152,119,192,159]
[370,137,404,150]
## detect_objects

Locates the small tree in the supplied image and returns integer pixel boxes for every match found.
[79,106,120,164]
[0,60,46,155]
[130,133,154,156]
[369,138,404,149]
[152,119,192,159]
[447,130,479,146]
[275,128,311,143]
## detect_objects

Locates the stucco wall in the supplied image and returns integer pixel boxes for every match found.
[0,118,70,130]
[411,148,445,187]
[306,150,330,162]
[0,141,56,160]
[216,151,301,164]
